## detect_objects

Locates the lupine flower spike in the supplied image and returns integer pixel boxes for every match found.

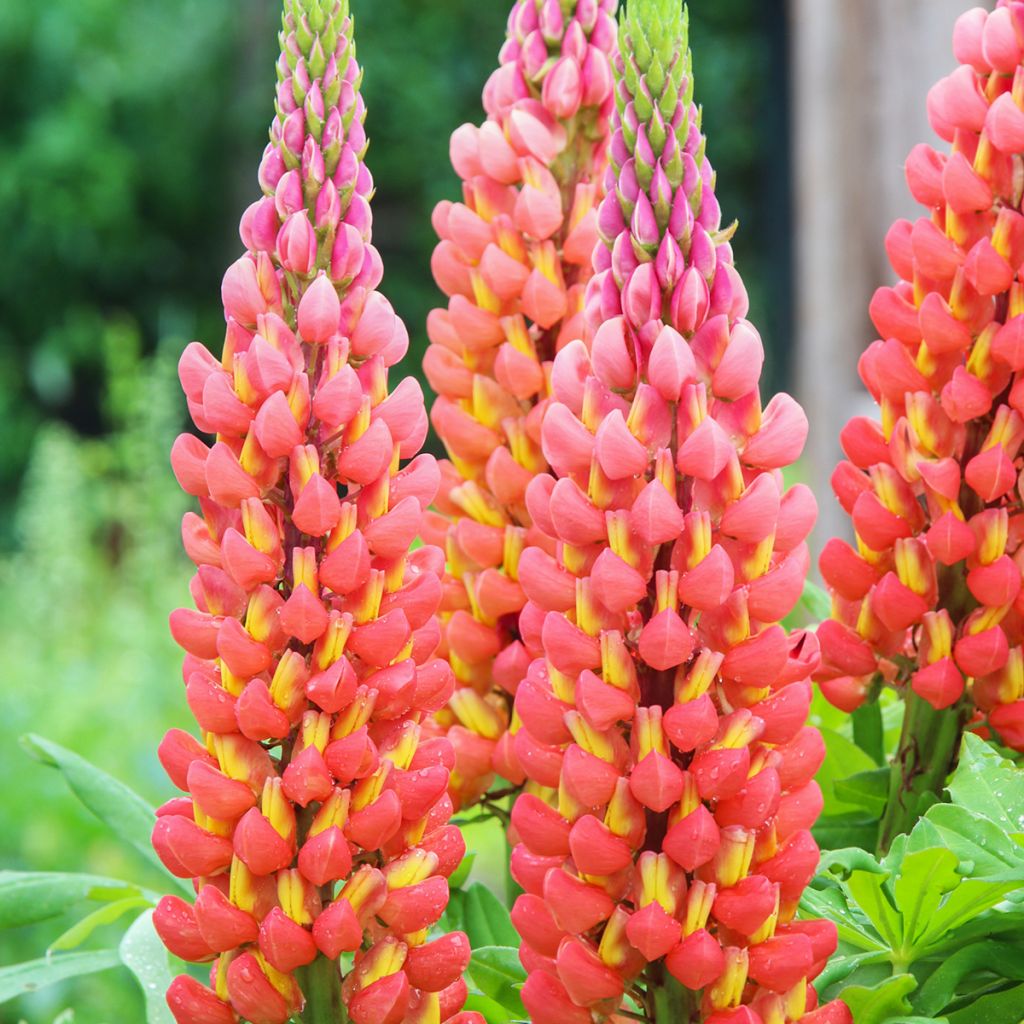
[156,3,480,1022]
[507,1,848,1022]
[423,0,617,808]
[815,1,1024,850]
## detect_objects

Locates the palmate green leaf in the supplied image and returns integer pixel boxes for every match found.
[948,734,1024,835]
[914,940,1024,1016]
[908,805,1024,877]
[845,870,902,951]
[819,846,889,878]
[840,972,917,1024]
[462,884,518,949]
[934,904,1024,949]
[812,950,891,994]
[469,946,525,1018]
[916,876,1022,954]
[119,909,175,1024]
[946,982,1024,1024]
[799,884,886,952]
[49,896,149,952]
[21,734,164,875]
[0,871,146,928]
[891,847,959,952]
[0,949,121,1004]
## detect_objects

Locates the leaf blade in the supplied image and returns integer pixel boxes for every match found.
[0,871,145,929]
[21,734,163,874]
[0,950,122,1004]
[119,909,176,1024]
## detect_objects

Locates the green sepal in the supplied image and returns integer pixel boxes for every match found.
[295,15,315,55]
[633,84,654,125]
[305,102,324,144]
[645,51,666,100]
[647,108,667,161]
[323,69,342,110]
[630,235,657,263]
[659,73,680,123]
[292,70,309,108]
[308,36,328,80]
[308,0,326,33]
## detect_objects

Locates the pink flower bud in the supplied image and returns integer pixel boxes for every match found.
[296,272,340,344]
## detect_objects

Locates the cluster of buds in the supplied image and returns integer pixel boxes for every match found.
[507,2,848,1022]
[815,2,1024,751]
[154,3,480,1022]
[422,0,618,807]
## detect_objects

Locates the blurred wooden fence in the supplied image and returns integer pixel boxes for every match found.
[789,0,988,555]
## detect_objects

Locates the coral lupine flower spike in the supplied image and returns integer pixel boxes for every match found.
[815,1,1024,850]
[156,3,478,1022]
[423,0,617,808]
[506,1,848,1022]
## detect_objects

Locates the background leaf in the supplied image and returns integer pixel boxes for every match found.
[816,728,879,817]
[119,909,175,1024]
[462,991,516,1024]
[840,973,917,1024]
[908,805,1024,877]
[947,734,1024,836]
[834,768,889,817]
[462,884,519,949]
[0,871,144,929]
[469,946,525,1017]
[945,982,1024,1023]
[814,813,880,852]
[20,735,164,875]
[0,950,121,1004]
[851,700,886,766]
[914,941,1024,1016]
[49,897,149,952]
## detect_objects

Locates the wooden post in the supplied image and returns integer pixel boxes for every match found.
[788,0,986,555]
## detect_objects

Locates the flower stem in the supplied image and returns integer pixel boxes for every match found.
[298,955,346,1024]
[876,692,970,854]
[648,969,695,1024]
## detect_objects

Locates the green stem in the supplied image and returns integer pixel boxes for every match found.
[877,693,970,854]
[298,955,346,1024]
[649,970,695,1024]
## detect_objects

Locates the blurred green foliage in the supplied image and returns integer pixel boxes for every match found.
[0,0,786,524]
[0,0,782,1017]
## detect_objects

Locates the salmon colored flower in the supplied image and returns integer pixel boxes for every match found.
[815,0,1024,848]
[158,3,479,1022]
[422,0,618,808]
[508,2,847,1021]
